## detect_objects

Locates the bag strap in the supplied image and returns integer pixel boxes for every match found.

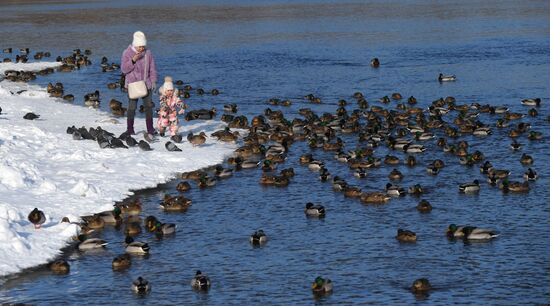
[143,51,149,84]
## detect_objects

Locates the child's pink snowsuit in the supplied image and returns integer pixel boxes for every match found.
[157,93,184,136]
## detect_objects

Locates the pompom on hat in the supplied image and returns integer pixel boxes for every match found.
[159,76,176,95]
[132,31,147,47]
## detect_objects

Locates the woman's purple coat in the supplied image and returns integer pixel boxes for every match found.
[121,44,157,90]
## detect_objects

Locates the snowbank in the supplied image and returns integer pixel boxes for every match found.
[0,62,237,277]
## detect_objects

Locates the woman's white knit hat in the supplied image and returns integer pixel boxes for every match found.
[132,31,147,47]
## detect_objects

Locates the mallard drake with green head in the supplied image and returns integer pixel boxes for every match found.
[446,224,498,240]
[523,168,538,181]
[191,270,211,291]
[250,229,267,245]
[77,234,108,251]
[132,276,150,294]
[125,236,150,255]
[305,203,326,217]
[312,276,333,294]
[408,184,424,195]
[386,183,405,197]
[459,180,480,193]
[97,207,122,225]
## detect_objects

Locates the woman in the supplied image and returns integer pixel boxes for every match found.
[121,31,158,135]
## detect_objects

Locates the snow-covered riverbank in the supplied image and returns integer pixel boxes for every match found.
[0,62,237,277]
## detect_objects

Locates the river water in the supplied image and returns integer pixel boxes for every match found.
[0,0,549,304]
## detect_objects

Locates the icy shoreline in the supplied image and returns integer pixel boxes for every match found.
[0,62,237,277]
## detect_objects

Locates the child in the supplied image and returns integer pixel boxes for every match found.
[157,76,185,136]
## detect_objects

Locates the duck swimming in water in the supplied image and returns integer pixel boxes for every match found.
[250,229,267,245]
[305,202,326,217]
[459,180,480,193]
[438,73,456,82]
[446,224,499,240]
[132,277,151,294]
[523,168,538,181]
[311,276,333,295]
[191,270,211,291]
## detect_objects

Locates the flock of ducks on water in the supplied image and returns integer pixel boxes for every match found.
[3,48,545,298]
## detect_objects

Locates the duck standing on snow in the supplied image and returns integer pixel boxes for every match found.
[28,208,46,229]
[187,131,207,146]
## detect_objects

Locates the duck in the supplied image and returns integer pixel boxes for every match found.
[191,270,211,291]
[261,160,278,172]
[416,199,432,213]
[238,157,259,169]
[125,236,150,255]
[198,175,217,188]
[176,181,191,192]
[49,259,70,274]
[132,277,151,294]
[509,139,522,150]
[187,132,207,146]
[308,160,325,171]
[151,221,176,236]
[97,207,122,225]
[116,199,142,216]
[396,229,417,242]
[388,168,403,181]
[426,164,440,175]
[521,98,541,107]
[500,179,530,193]
[520,153,534,165]
[360,192,391,204]
[311,276,333,295]
[305,202,326,217]
[28,208,46,229]
[459,180,480,193]
[124,221,142,236]
[406,155,417,167]
[488,169,510,179]
[386,183,406,197]
[76,234,108,251]
[250,229,267,245]
[112,254,131,271]
[438,73,456,82]
[332,176,348,191]
[408,184,424,195]
[319,167,331,182]
[343,186,362,198]
[523,168,538,181]
[214,165,233,178]
[370,58,380,68]
[402,143,426,153]
[353,168,368,178]
[480,161,494,174]
[300,153,313,164]
[144,216,159,232]
[411,278,432,294]
[527,131,543,140]
[446,224,498,240]
[384,155,400,165]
